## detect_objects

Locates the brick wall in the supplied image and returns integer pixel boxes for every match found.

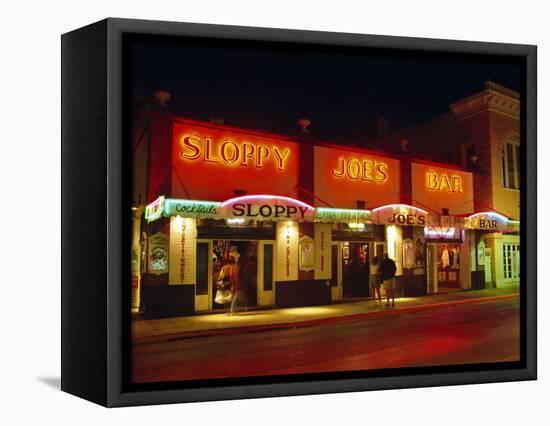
[146,111,173,202]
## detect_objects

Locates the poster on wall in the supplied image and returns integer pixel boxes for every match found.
[413,227,425,268]
[402,239,415,269]
[299,236,314,271]
[148,232,169,275]
[477,240,486,265]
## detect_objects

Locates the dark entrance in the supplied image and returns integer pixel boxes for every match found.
[342,242,370,298]
[436,243,461,290]
[212,240,258,309]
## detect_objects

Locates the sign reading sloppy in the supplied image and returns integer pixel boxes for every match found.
[172,122,300,201]
[220,195,315,221]
[180,134,290,171]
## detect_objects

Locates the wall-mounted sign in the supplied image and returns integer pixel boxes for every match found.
[276,221,299,281]
[411,162,473,215]
[332,157,389,183]
[145,196,165,222]
[172,122,299,200]
[413,227,425,268]
[299,236,315,272]
[316,207,372,223]
[314,223,332,280]
[314,146,400,209]
[426,170,463,193]
[424,226,462,241]
[220,195,315,221]
[477,240,486,265]
[164,199,221,220]
[148,232,169,275]
[168,217,197,285]
[440,215,467,228]
[466,212,510,231]
[180,134,291,170]
[373,204,428,227]
[402,239,415,269]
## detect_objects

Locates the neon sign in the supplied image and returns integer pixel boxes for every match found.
[316,207,372,223]
[332,156,388,183]
[144,196,165,222]
[221,194,315,221]
[373,204,428,226]
[466,212,509,230]
[179,134,290,170]
[426,170,463,193]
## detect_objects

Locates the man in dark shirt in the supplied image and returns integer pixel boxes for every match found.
[380,253,397,307]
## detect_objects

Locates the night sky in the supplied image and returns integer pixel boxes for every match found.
[130,37,521,143]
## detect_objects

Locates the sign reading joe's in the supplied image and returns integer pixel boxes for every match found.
[220,195,315,221]
[373,204,430,227]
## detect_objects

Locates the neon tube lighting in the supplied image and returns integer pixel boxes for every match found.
[317,207,371,214]
[371,203,428,214]
[467,211,509,222]
[164,199,221,207]
[220,194,314,209]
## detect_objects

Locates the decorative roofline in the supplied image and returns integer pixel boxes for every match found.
[450,81,520,119]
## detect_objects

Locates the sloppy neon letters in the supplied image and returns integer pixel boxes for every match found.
[180,134,290,170]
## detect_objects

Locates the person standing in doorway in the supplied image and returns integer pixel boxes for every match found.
[369,256,382,305]
[381,253,397,308]
[228,247,244,315]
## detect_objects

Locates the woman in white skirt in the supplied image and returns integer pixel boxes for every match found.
[369,256,382,305]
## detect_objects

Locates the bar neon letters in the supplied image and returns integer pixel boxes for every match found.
[180,134,290,170]
[426,170,463,193]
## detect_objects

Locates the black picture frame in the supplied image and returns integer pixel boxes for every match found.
[61,18,537,407]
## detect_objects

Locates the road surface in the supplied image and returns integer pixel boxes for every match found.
[132,299,520,383]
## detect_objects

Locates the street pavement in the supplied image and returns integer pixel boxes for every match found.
[132,286,519,344]
[132,298,520,383]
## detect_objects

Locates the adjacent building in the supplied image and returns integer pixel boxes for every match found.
[368,81,520,291]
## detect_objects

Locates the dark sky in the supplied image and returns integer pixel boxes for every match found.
[130,37,521,143]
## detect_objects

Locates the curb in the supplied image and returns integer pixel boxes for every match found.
[133,293,519,345]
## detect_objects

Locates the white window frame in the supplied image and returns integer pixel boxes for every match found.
[502,141,520,190]
[502,243,520,281]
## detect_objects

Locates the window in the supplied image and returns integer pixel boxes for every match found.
[503,243,520,281]
[464,144,476,168]
[502,142,520,189]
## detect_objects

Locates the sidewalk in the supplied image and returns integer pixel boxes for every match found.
[132,286,519,344]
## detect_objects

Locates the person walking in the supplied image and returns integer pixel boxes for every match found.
[369,256,382,305]
[228,248,244,315]
[380,253,397,307]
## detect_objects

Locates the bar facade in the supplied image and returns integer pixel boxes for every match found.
[131,112,519,317]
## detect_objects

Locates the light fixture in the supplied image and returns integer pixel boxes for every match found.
[225,218,246,226]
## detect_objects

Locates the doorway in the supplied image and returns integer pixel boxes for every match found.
[436,243,461,290]
[342,242,370,298]
[211,240,258,310]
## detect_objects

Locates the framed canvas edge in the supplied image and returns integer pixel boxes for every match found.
[103,17,537,408]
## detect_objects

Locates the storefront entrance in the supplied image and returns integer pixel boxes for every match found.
[342,242,370,298]
[211,240,258,309]
[436,243,461,290]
